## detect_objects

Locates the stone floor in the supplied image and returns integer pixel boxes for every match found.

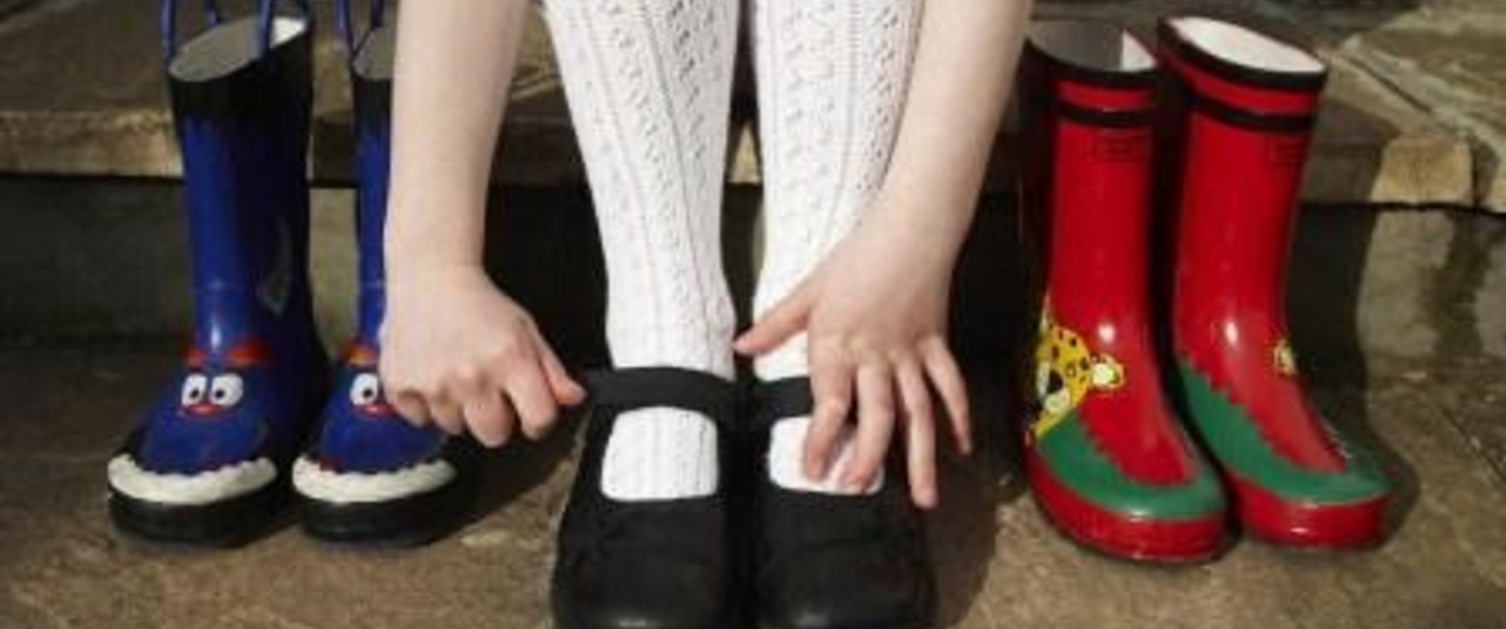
[1,344,1503,629]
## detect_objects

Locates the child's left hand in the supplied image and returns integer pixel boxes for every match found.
[734,206,973,510]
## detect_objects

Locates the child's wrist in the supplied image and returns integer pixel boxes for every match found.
[870,194,972,260]
[385,252,487,286]
[384,221,486,278]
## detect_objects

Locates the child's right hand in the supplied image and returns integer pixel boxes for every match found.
[379,264,586,447]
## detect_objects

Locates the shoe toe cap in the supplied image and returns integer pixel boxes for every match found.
[555,551,732,629]
[758,544,934,629]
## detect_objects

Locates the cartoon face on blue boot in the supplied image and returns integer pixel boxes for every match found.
[293,345,456,505]
[108,341,285,506]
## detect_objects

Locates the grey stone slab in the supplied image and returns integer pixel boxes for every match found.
[0,0,1489,208]
[1329,6,1506,212]
[1254,0,1506,211]
[0,346,1503,628]
[0,0,580,185]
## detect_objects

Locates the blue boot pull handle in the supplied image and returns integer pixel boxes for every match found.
[336,0,388,57]
[161,0,313,62]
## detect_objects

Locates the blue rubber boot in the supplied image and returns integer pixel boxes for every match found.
[106,0,326,547]
[292,0,477,546]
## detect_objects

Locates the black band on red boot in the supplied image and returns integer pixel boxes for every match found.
[751,377,935,629]
[1182,88,1317,133]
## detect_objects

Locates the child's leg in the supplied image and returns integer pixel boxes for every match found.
[544,0,738,501]
[749,0,920,493]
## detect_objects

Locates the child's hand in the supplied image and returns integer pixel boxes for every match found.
[380,264,586,447]
[734,209,972,510]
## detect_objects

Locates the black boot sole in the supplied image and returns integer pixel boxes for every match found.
[108,480,287,548]
[297,475,475,547]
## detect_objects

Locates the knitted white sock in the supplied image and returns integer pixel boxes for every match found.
[749,0,920,494]
[544,0,738,502]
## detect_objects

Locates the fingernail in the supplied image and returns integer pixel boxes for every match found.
[804,465,821,482]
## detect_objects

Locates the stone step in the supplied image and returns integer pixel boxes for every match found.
[0,0,1499,211]
[1,177,1502,373]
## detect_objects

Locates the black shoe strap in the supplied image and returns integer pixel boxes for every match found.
[750,377,817,431]
[584,367,739,425]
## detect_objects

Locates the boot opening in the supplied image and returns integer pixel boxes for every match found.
[1167,17,1323,75]
[353,26,396,82]
[168,16,309,82]
[1029,21,1154,74]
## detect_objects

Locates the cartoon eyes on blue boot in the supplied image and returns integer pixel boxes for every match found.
[107,341,294,545]
[293,345,477,545]
[347,372,392,416]
[178,371,246,416]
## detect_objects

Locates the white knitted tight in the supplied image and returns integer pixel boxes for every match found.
[544,0,918,500]
[752,0,919,494]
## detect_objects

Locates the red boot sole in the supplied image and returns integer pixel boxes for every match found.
[1027,452,1229,563]
[1229,473,1389,549]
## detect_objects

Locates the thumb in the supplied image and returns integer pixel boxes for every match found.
[735,284,814,356]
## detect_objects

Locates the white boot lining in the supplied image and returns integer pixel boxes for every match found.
[1029,21,1155,73]
[1170,17,1323,74]
[169,16,308,82]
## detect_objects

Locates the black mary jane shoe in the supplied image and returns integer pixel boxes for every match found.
[551,367,742,629]
[751,377,937,629]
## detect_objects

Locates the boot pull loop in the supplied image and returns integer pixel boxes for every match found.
[336,0,389,59]
[256,0,314,57]
[159,0,224,62]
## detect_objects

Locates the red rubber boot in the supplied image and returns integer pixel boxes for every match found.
[1018,20,1228,563]
[1158,17,1391,548]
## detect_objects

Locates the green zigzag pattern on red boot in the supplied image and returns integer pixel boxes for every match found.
[1174,360,1390,504]
[1034,412,1225,521]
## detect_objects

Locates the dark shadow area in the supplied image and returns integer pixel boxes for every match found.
[949,192,1034,490]
[462,186,607,520]
[723,186,761,334]
[935,193,1032,625]
[483,186,608,369]
[1289,201,1422,543]
[929,365,1026,627]
[1298,204,1418,537]
[1429,211,1506,363]
[1289,206,1379,389]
